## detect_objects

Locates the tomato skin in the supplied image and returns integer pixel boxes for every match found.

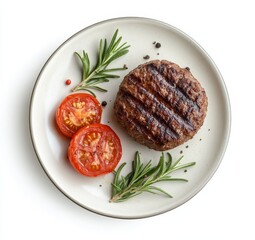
[68,124,122,177]
[56,93,102,138]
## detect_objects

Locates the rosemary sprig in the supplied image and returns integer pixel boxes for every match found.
[110,151,196,203]
[72,29,130,96]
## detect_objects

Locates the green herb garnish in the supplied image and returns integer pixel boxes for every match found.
[110,151,196,203]
[72,29,130,96]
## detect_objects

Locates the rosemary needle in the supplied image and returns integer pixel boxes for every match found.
[72,29,130,96]
[110,151,196,203]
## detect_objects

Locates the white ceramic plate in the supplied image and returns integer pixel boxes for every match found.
[29,17,231,219]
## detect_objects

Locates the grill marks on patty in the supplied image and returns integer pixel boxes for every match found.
[116,92,179,144]
[119,63,197,136]
[114,60,208,151]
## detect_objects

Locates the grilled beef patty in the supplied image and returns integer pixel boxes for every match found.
[114,60,208,151]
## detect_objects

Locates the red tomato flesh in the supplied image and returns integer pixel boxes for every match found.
[56,93,102,138]
[68,124,122,177]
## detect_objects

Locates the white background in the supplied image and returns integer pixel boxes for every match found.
[1,0,254,239]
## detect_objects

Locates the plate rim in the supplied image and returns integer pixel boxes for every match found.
[29,16,231,219]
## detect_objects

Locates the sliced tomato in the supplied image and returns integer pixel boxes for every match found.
[56,93,102,138]
[68,124,122,177]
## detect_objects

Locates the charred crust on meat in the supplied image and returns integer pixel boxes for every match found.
[114,60,208,151]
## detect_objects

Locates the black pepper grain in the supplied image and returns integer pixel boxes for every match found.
[123,64,128,69]
[180,150,183,154]
[143,55,150,60]
[155,42,161,48]
[186,145,189,148]
[185,67,190,71]
[184,169,187,173]
[101,101,107,107]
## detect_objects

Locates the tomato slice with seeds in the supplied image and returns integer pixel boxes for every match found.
[68,124,122,177]
[56,93,102,138]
